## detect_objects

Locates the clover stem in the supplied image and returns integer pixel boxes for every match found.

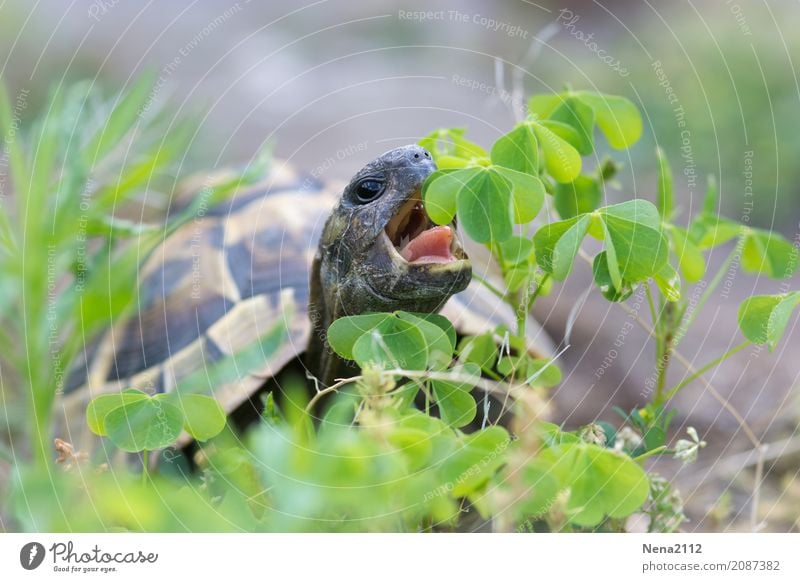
[492,240,507,267]
[646,283,670,405]
[655,356,671,406]
[645,281,659,333]
[632,445,666,463]
[473,274,506,302]
[645,283,663,370]
[514,290,527,338]
[517,273,551,338]
[489,240,529,337]
[526,273,550,312]
[424,385,431,415]
[663,340,751,401]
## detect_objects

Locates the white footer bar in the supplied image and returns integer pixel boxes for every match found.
[1,533,798,581]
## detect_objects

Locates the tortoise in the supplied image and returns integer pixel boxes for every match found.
[59,144,552,450]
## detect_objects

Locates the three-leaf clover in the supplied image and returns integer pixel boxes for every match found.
[539,442,650,527]
[530,90,643,151]
[87,390,226,452]
[534,199,669,291]
[423,164,545,244]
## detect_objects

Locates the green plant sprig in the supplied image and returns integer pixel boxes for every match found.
[8,80,796,534]
[314,87,799,530]
[0,76,268,470]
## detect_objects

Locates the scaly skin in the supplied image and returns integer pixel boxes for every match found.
[306,145,472,385]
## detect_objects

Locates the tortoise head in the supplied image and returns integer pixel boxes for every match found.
[307,145,471,381]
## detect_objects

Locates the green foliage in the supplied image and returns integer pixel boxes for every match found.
[592,252,635,302]
[615,404,677,456]
[409,88,797,530]
[553,174,603,219]
[490,123,539,174]
[309,85,798,532]
[0,76,268,469]
[104,398,185,453]
[422,165,544,244]
[431,371,479,427]
[418,127,488,168]
[690,217,797,280]
[86,390,150,436]
[529,90,643,150]
[644,474,687,533]
[738,293,800,350]
[322,307,663,530]
[534,213,591,280]
[328,311,478,428]
[177,394,228,441]
[5,78,796,535]
[541,442,650,527]
[532,121,582,183]
[740,230,798,279]
[668,226,706,283]
[535,200,668,289]
[87,390,226,451]
[655,146,674,220]
[458,332,498,373]
[328,311,455,371]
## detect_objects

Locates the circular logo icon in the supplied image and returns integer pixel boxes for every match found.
[19,542,46,570]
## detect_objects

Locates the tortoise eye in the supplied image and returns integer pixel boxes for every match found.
[354,179,385,203]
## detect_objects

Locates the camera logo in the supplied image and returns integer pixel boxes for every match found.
[20,542,46,570]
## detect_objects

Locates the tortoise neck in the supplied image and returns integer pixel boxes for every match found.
[306,252,348,387]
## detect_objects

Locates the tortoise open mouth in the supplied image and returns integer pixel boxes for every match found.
[383,195,467,265]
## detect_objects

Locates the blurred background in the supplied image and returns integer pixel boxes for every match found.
[2,0,797,230]
[1,0,798,531]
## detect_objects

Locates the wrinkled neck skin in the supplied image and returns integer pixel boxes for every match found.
[306,236,448,388]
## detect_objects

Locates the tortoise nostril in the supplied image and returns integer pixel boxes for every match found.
[402,145,433,166]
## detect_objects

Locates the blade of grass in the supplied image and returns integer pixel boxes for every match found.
[83,73,155,167]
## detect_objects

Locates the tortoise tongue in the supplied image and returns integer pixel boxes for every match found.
[400,226,455,264]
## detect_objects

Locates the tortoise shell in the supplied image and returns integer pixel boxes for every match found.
[58,159,553,448]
